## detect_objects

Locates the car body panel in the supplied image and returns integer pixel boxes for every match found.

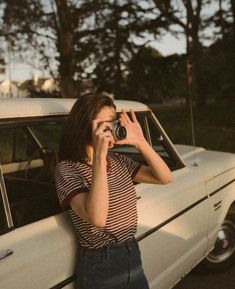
[0,213,76,289]
[136,166,209,289]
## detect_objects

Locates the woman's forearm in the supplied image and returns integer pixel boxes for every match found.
[86,155,109,228]
[137,139,172,184]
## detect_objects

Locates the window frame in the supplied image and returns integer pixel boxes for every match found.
[148,111,185,170]
[0,160,14,234]
[0,116,66,233]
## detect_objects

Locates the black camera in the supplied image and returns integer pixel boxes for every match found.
[111,121,127,140]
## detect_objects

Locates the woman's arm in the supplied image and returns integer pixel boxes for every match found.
[117,110,172,185]
[70,120,113,228]
[133,140,172,184]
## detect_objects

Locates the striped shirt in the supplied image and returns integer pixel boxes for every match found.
[55,152,142,249]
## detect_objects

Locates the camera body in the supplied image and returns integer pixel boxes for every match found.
[111,121,127,140]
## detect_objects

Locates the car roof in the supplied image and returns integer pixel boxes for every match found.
[0,98,149,119]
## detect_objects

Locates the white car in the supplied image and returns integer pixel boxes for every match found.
[0,98,234,289]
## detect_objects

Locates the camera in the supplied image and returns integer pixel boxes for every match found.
[111,121,127,140]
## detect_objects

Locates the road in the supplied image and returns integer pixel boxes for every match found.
[173,265,235,289]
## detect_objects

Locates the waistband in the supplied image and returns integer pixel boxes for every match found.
[80,237,138,256]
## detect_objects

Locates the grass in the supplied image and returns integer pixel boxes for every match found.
[150,102,235,153]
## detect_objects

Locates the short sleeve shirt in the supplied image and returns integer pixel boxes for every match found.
[55,152,141,249]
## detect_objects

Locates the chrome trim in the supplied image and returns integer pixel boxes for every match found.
[143,114,152,146]
[0,161,14,228]
[0,249,14,261]
[150,111,186,168]
[137,195,208,242]
[49,275,76,289]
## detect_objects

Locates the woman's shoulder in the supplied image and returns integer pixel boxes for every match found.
[108,151,122,161]
[56,159,84,174]
[108,151,129,161]
[108,151,130,166]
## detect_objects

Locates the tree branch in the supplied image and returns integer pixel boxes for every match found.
[152,0,186,30]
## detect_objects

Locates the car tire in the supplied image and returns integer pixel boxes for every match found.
[196,215,235,273]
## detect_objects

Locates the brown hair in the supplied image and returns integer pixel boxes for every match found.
[59,92,116,162]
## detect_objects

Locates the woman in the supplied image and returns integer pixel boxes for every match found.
[55,92,172,289]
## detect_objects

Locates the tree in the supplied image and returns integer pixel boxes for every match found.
[2,0,78,98]
[126,46,187,103]
[74,0,169,99]
[150,0,235,106]
[149,0,209,106]
[0,1,6,75]
[201,0,235,103]
[1,0,169,98]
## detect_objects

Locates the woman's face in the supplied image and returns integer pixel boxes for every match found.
[95,105,116,123]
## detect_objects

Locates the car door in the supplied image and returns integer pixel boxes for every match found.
[113,111,210,289]
[0,121,77,289]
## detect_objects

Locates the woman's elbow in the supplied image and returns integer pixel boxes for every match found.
[88,214,107,228]
[160,174,173,184]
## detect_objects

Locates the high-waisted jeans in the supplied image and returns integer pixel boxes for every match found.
[76,237,150,289]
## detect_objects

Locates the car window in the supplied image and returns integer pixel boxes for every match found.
[0,121,63,229]
[0,128,39,164]
[0,129,13,164]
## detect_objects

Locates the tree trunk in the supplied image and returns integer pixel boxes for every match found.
[185,0,205,107]
[231,0,235,37]
[54,0,77,98]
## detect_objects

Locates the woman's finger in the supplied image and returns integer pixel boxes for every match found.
[124,110,132,123]
[121,109,131,124]
[97,130,113,139]
[95,121,112,135]
[130,109,138,123]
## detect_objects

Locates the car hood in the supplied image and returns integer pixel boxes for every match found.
[174,144,235,182]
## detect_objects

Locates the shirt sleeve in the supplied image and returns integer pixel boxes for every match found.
[117,153,142,179]
[55,162,89,210]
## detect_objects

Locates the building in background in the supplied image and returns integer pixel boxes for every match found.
[0,79,28,98]
[0,76,59,98]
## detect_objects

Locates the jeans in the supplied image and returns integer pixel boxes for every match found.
[76,237,150,289]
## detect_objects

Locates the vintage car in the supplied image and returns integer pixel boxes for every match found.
[0,98,234,289]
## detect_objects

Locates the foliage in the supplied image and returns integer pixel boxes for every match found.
[125,46,187,103]
[152,102,235,153]
[1,0,168,98]
[0,0,234,105]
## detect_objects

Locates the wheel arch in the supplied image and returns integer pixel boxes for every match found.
[226,201,235,221]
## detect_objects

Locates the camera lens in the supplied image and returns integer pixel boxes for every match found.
[116,125,127,140]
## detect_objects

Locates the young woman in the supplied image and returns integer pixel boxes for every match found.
[55,92,172,289]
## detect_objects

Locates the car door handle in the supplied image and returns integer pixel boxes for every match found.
[0,249,14,260]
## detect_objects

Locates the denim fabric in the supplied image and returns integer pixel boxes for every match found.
[76,237,150,289]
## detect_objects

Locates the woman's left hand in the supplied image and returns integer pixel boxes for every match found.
[116,109,146,149]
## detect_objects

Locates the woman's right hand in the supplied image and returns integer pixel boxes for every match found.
[92,119,115,160]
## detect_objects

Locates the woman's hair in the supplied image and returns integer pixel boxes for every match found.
[59,92,116,162]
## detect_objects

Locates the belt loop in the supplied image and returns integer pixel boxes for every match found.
[127,236,136,250]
